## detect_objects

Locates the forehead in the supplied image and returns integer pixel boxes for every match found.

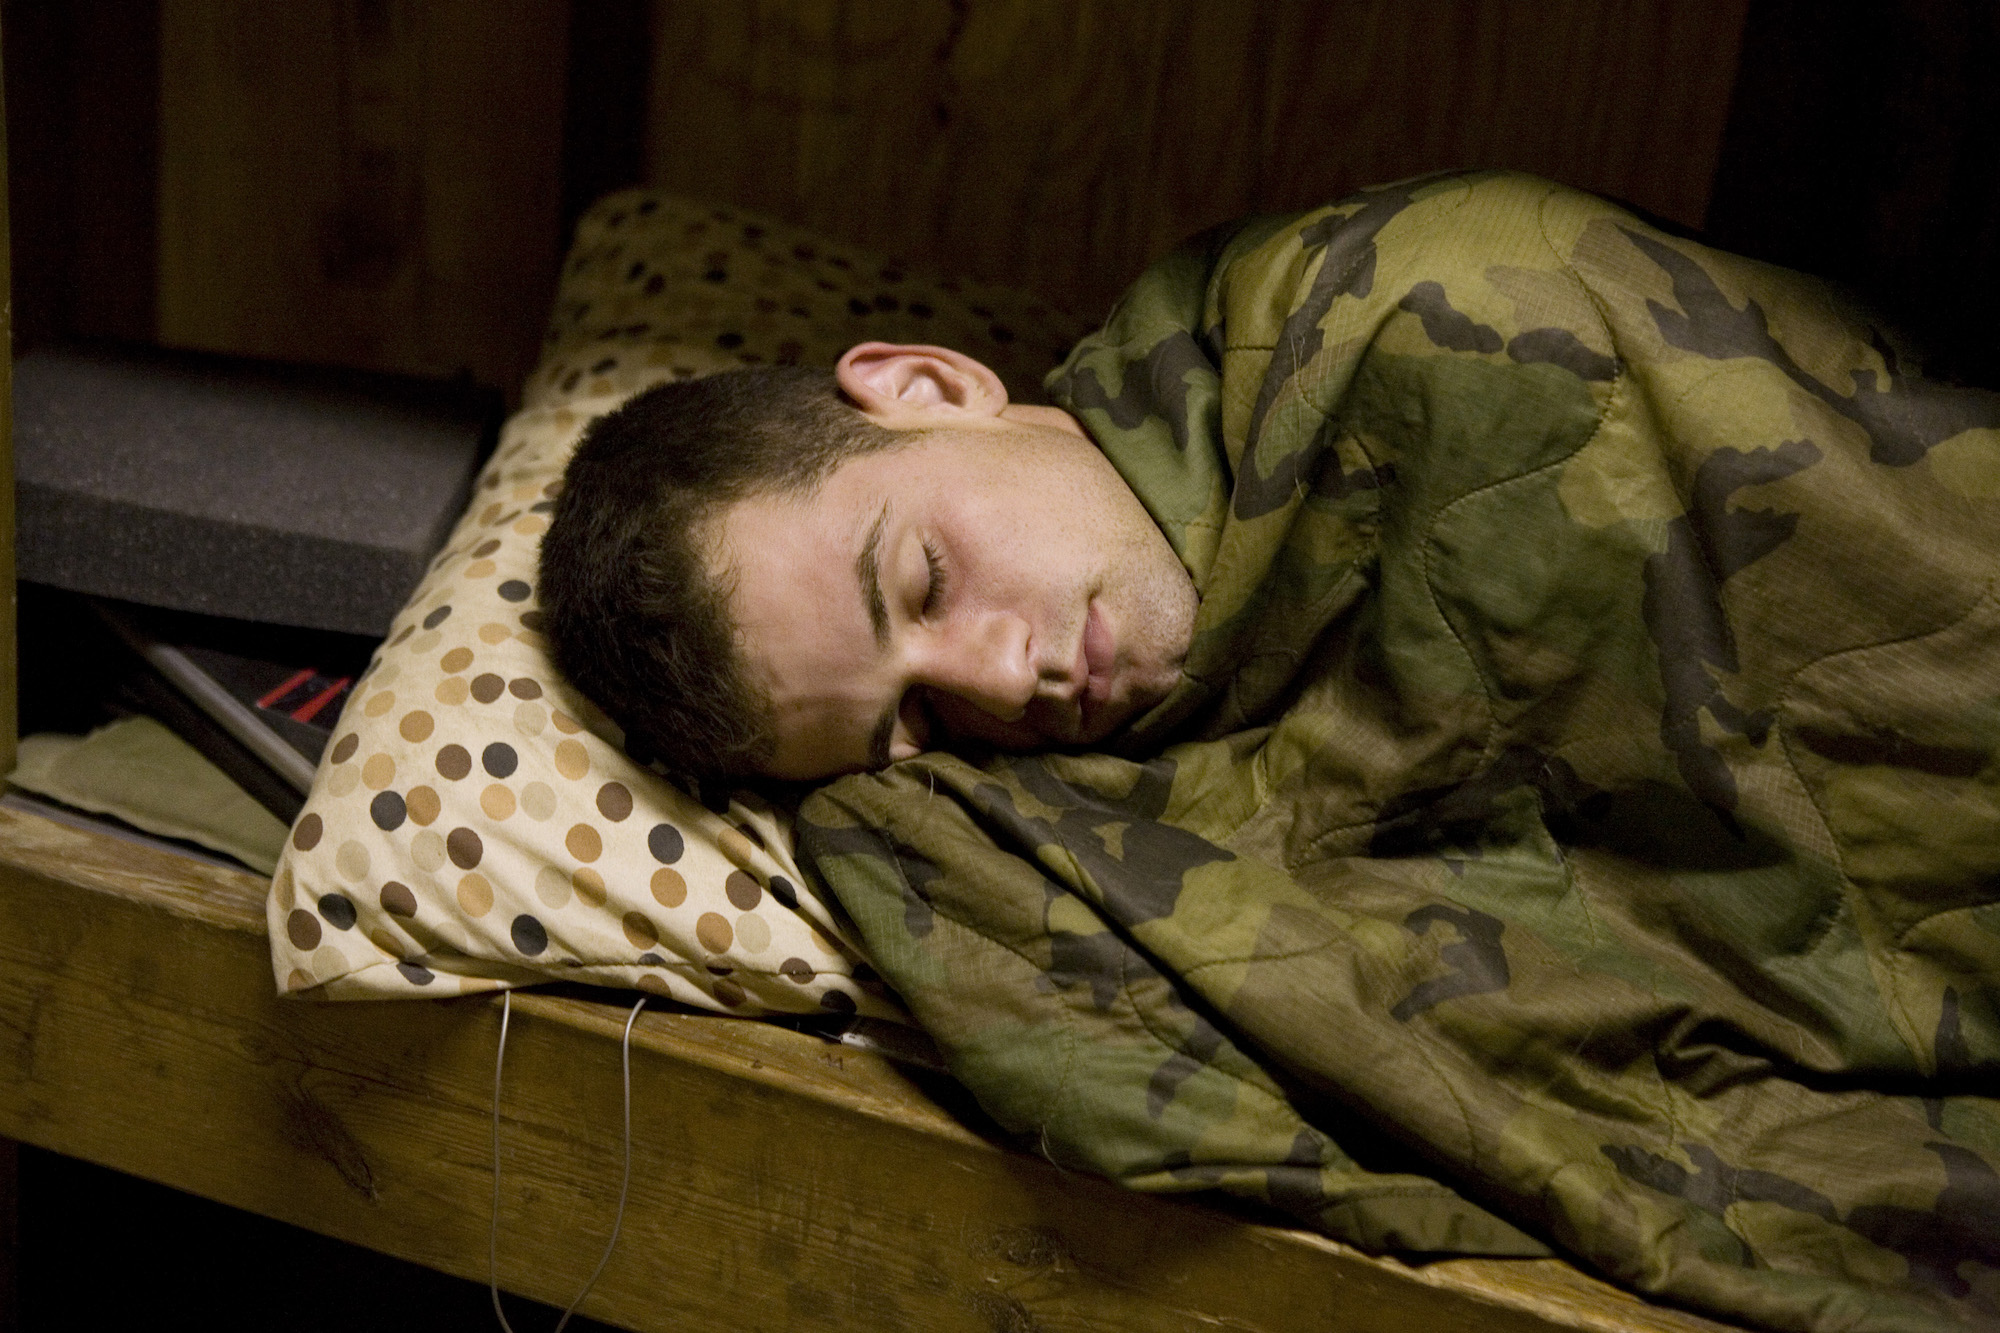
[709,452,901,777]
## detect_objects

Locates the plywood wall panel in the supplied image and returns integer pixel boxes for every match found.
[157,0,569,392]
[643,0,1748,320]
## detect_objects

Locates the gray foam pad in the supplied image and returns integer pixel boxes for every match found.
[15,345,500,636]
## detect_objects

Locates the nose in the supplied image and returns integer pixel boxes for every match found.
[911,610,1037,720]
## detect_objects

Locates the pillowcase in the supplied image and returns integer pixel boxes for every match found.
[267,190,1086,1012]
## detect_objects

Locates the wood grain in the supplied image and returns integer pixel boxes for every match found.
[156,0,570,393]
[642,0,1748,320]
[0,806,1734,1332]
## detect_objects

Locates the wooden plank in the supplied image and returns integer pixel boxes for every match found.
[641,0,1748,321]
[0,807,1733,1332]
[156,0,569,393]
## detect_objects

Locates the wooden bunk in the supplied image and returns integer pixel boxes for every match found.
[1,4,1780,1327]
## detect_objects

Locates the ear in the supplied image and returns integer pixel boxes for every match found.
[836,342,1009,427]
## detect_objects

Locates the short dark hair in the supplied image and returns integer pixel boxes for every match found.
[539,367,905,778]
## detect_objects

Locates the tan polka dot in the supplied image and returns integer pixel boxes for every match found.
[370,661,401,687]
[361,753,396,790]
[457,873,494,917]
[335,840,371,880]
[311,944,348,978]
[440,646,475,673]
[551,710,583,734]
[411,830,447,872]
[514,702,548,736]
[554,739,590,780]
[481,501,504,524]
[622,911,660,949]
[717,826,757,867]
[363,691,396,717]
[511,480,541,501]
[286,968,317,993]
[479,622,511,644]
[369,927,405,959]
[435,676,470,705]
[595,782,633,821]
[573,867,607,908]
[480,783,517,819]
[409,630,442,654]
[696,912,733,953]
[465,558,497,578]
[470,673,506,703]
[404,785,441,825]
[271,871,297,912]
[514,515,549,536]
[534,864,572,908]
[735,911,771,954]
[520,781,557,820]
[399,710,435,742]
[565,823,603,862]
[330,734,360,764]
[637,974,673,998]
[650,866,686,908]
[327,765,360,797]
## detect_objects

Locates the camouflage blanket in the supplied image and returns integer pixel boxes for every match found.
[797,173,2000,1332]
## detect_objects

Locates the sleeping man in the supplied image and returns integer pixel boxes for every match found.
[542,173,2000,1332]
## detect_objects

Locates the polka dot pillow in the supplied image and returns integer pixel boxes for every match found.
[267,190,1087,1012]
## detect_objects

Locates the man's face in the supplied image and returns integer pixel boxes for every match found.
[709,419,1198,780]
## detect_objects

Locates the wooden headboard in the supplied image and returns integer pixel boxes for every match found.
[637,0,1746,320]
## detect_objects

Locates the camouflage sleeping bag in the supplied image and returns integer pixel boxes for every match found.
[796,172,2000,1332]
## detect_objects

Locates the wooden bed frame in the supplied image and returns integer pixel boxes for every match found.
[1,4,1767,1327]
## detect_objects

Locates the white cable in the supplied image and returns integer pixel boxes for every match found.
[490,989,648,1333]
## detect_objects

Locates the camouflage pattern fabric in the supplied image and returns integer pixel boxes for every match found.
[797,173,2000,1331]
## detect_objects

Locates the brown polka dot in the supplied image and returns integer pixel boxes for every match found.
[573,866,607,907]
[725,870,763,911]
[399,710,435,742]
[565,823,603,862]
[695,911,733,953]
[470,673,506,703]
[779,957,816,983]
[554,739,590,780]
[286,909,322,951]
[596,782,632,821]
[717,826,756,867]
[405,785,441,825]
[478,623,511,644]
[622,911,660,949]
[473,539,502,558]
[457,873,494,917]
[508,676,543,700]
[369,927,406,959]
[650,866,686,907]
[712,978,746,1007]
[551,710,583,734]
[329,734,359,764]
[380,881,419,917]
[361,754,396,790]
[440,646,474,673]
[447,826,484,869]
[481,501,504,524]
[481,783,517,819]
[435,744,472,780]
[292,812,324,851]
[637,974,672,998]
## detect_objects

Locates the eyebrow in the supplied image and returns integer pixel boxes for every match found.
[856,501,891,649]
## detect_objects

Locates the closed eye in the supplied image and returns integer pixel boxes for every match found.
[921,540,948,616]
